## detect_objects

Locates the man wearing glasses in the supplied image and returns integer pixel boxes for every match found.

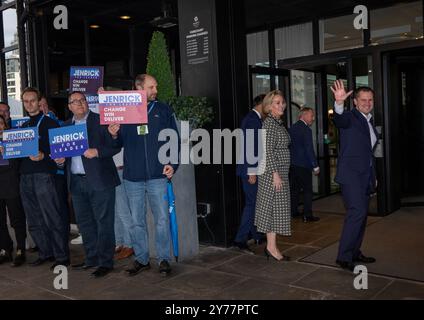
[55,91,121,278]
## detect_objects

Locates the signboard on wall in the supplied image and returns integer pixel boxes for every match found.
[183,14,211,65]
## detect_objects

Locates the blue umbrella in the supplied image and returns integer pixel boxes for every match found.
[167,179,179,262]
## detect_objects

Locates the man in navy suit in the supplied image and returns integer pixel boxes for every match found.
[289,107,320,222]
[235,94,266,253]
[55,91,121,278]
[331,80,378,271]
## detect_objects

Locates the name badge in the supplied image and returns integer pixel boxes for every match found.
[137,125,148,135]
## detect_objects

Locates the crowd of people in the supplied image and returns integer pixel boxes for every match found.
[0,76,378,276]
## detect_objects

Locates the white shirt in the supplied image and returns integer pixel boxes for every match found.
[334,102,377,148]
[252,108,261,119]
[71,111,90,174]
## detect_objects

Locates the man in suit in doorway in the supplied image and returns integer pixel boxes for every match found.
[289,107,320,222]
[331,80,378,271]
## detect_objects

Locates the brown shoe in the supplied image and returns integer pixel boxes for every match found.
[115,247,134,260]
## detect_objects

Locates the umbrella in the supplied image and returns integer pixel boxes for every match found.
[167,179,179,262]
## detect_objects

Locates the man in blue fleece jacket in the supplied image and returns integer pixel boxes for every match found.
[108,74,179,276]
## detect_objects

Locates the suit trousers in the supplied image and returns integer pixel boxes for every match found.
[235,177,260,243]
[20,173,69,262]
[0,197,27,252]
[71,174,116,268]
[337,173,371,262]
[289,166,313,217]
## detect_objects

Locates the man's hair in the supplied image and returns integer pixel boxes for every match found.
[0,101,10,111]
[68,91,86,103]
[262,90,284,110]
[135,74,149,88]
[354,86,374,99]
[299,107,314,118]
[21,87,41,101]
[0,114,8,129]
[253,94,266,107]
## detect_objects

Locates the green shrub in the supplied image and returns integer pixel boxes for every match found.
[169,96,214,129]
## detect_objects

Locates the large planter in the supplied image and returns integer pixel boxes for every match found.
[146,119,199,261]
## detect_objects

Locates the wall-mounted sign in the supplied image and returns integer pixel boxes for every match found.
[184,15,211,65]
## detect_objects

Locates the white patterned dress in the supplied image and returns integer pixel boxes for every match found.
[254,115,291,236]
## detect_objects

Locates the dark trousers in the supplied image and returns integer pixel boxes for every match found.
[20,173,69,262]
[0,197,27,252]
[290,165,313,217]
[71,175,116,269]
[235,177,260,243]
[55,174,71,229]
[337,174,371,262]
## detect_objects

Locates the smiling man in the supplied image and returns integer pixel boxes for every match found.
[331,80,379,272]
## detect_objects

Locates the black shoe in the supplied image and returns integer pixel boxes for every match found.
[354,254,376,264]
[126,260,151,276]
[72,262,95,270]
[0,249,12,264]
[11,250,26,267]
[264,248,290,261]
[29,257,55,266]
[159,260,171,275]
[233,241,255,255]
[303,216,320,223]
[92,267,113,278]
[336,260,356,272]
[50,260,70,270]
[27,246,39,253]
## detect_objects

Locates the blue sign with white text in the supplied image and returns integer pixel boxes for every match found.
[2,127,39,159]
[11,117,30,128]
[49,124,89,159]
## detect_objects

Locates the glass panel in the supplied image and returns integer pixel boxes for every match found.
[275,23,313,62]
[5,50,22,117]
[2,8,18,48]
[251,74,270,100]
[353,56,372,88]
[319,14,363,53]
[246,31,269,67]
[370,1,423,46]
[289,70,320,194]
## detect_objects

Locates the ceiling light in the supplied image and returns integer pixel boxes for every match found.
[90,24,100,29]
[120,15,131,20]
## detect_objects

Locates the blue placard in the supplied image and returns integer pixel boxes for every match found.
[49,124,89,159]
[11,117,30,128]
[2,127,39,159]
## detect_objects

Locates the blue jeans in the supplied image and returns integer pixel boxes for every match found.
[124,178,171,265]
[70,175,116,268]
[114,170,132,247]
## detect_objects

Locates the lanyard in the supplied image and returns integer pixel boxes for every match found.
[36,114,45,129]
[148,101,157,115]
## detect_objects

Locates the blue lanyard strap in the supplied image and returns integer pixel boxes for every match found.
[36,114,45,129]
[148,101,157,115]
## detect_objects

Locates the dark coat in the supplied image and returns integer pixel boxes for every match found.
[0,157,20,199]
[289,120,318,169]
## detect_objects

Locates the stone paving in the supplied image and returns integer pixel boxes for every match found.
[0,212,423,300]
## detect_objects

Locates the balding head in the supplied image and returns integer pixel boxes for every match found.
[135,74,158,101]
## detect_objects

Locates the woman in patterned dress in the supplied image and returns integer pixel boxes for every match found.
[254,90,291,261]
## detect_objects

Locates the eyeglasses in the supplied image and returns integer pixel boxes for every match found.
[69,98,86,105]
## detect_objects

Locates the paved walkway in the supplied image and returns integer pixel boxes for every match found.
[0,212,423,300]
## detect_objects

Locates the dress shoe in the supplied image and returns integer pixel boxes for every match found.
[0,249,12,264]
[303,216,320,223]
[72,262,95,270]
[92,267,113,278]
[264,248,290,261]
[115,247,134,260]
[29,257,55,266]
[27,246,39,253]
[11,250,26,267]
[233,241,255,255]
[126,260,151,276]
[50,260,70,270]
[354,254,376,263]
[336,260,356,272]
[159,260,171,275]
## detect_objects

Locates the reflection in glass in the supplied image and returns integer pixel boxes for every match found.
[246,31,269,67]
[370,1,423,46]
[252,74,270,100]
[275,23,313,63]
[319,14,363,53]
[2,8,18,48]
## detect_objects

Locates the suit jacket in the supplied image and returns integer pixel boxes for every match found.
[63,111,121,192]
[236,110,262,178]
[289,120,318,169]
[333,108,378,187]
